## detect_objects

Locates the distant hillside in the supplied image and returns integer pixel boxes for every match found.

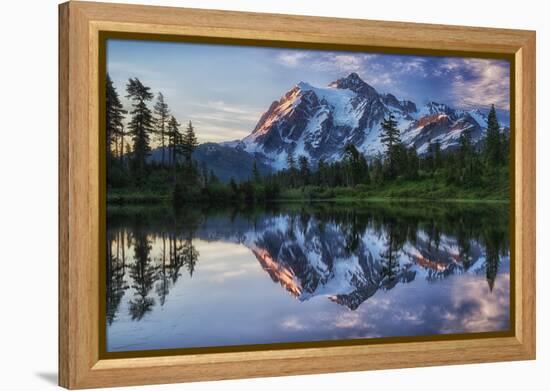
[148,143,272,183]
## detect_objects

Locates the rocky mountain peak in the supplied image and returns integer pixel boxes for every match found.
[328,72,379,99]
[420,101,454,117]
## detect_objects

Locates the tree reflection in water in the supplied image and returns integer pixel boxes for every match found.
[106,202,509,323]
[108,209,201,322]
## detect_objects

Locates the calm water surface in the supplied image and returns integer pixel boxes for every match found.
[106,202,510,352]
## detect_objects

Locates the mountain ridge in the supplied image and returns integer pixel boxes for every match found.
[228,72,507,170]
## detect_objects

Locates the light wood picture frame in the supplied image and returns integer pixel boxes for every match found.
[59,1,536,389]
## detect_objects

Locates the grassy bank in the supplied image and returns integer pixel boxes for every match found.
[107,189,171,204]
[108,175,509,205]
[277,177,509,202]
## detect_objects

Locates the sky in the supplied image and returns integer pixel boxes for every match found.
[107,39,510,144]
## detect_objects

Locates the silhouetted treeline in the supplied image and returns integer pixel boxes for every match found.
[107,75,203,206]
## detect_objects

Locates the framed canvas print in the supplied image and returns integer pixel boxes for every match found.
[59,1,536,389]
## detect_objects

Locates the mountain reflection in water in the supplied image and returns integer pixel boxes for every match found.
[106,202,510,352]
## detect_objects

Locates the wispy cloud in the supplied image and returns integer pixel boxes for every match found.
[277,51,312,68]
[439,58,510,110]
[188,100,264,142]
[391,57,429,78]
[310,53,369,73]
[280,316,307,331]
[198,100,263,120]
[191,123,251,142]
[444,272,510,333]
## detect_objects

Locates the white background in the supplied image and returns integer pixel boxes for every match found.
[0,0,547,389]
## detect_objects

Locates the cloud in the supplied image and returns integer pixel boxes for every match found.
[107,61,162,80]
[193,125,251,142]
[332,311,362,328]
[277,51,312,67]
[280,316,307,331]
[188,100,264,142]
[204,100,261,116]
[310,53,368,73]
[437,58,510,110]
[276,51,430,92]
[392,57,429,78]
[443,272,510,333]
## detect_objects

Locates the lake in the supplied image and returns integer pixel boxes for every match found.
[106,201,510,353]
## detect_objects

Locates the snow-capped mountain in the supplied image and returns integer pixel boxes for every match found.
[233,72,499,169]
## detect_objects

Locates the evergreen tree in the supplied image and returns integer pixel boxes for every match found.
[106,74,126,167]
[167,116,181,165]
[433,140,443,170]
[209,169,219,185]
[458,130,473,183]
[406,147,419,179]
[229,178,239,199]
[286,150,296,187]
[357,154,370,185]
[501,130,510,164]
[371,155,384,185]
[286,150,296,169]
[252,160,261,183]
[182,121,199,165]
[317,159,327,186]
[153,92,170,166]
[343,143,369,185]
[379,114,401,179]
[393,143,408,178]
[118,124,126,165]
[484,104,502,166]
[298,155,310,186]
[167,116,181,185]
[424,139,435,173]
[458,130,472,166]
[125,78,154,172]
[200,162,209,187]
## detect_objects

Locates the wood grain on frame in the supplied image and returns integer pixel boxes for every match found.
[59,1,536,388]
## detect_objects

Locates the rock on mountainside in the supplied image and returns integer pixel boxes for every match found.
[233,72,500,169]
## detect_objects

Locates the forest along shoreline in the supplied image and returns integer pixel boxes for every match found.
[106,77,510,207]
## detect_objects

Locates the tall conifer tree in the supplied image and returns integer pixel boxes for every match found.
[484,104,502,166]
[252,161,261,183]
[167,116,181,184]
[153,92,170,165]
[379,113,401,179]
[298,155,310,185]
[125,78,154,172]
[182,121,199,165]
[286,150,296,169]
[106,74,126,167]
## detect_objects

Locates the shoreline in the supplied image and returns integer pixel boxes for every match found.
[107,195,510,207]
